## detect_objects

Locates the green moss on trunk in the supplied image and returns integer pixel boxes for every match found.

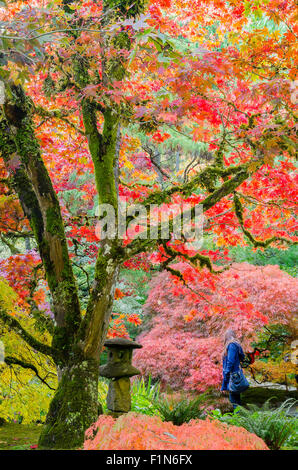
[1,84,82,357]
[38,358,100,449]
[79,243,120,359]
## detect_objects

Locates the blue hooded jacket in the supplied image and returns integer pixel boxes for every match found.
[221,341,245,391]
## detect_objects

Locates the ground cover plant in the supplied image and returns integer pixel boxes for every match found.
[0,423,40,450]
[84,412,269,450]
[209,399,298,450]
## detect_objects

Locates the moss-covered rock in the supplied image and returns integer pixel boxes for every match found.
[202,387,297,414]
[242,386,298,407]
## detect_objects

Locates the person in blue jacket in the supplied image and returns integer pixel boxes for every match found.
[221,329,245,410]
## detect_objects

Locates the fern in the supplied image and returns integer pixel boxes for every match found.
[213,399,298,450]
[149,393,208,426]
[131,377,161,416]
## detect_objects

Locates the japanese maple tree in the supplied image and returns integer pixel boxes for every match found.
[134,262,298,391]
[0,0,297,449]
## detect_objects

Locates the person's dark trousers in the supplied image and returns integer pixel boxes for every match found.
[229,391,241,410]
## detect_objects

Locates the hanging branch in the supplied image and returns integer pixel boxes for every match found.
[4,356,56,391]
[33,104,86,136]
[161,240,230,274]
[0,306,56,358]
[233,192,297,248]
[163,261,213,305]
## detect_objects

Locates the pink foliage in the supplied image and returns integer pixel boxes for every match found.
[134,263,297,391]
[84,412,268,450]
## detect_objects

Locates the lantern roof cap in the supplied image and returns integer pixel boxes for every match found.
[99,363,141,378]
[104,338,142,349]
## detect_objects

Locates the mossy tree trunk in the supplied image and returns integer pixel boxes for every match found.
[38,358,100,449]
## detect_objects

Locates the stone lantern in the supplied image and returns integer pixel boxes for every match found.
[99,337,142,417]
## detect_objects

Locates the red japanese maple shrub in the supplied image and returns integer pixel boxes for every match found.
[84,412,268,450]
[134,262,298,391]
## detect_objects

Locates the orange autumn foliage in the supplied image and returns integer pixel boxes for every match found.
[251,358,297,387]
[84,412,268,450]
[114,288,125,300]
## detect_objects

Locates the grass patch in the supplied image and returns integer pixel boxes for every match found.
[0,423,41,450]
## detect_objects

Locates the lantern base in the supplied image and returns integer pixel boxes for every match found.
[107,377,131,413]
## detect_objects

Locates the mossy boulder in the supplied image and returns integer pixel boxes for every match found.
[242,386,298,407]
[201,387,298,415]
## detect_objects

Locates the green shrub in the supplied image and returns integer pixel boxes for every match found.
[209,399,298,450]
[149,393,209,426]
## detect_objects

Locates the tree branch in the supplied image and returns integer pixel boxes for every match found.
[4,356,56,390]
[123,162,260,260]
[0,306,56,358]
[161,240,230,274]
[233,193,297,248]
[33,104,86,136]
[137,161,248,207]
[163,263,213,305]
